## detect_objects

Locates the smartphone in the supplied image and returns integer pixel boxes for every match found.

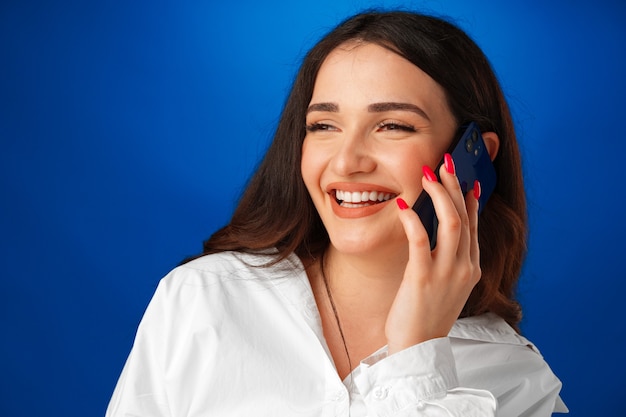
[411,122,497,249]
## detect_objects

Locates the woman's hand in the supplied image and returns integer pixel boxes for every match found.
[386,154,481,355]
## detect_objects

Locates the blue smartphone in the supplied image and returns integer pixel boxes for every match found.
[411,122,497,249]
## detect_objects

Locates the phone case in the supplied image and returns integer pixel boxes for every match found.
[411,122,497,249]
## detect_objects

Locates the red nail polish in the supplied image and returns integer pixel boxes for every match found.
[422,165,437,182]
[473,180,481,200]
[396,198,409,210]
[444,153,455,175]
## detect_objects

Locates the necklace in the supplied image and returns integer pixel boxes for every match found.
[319,252,353,378]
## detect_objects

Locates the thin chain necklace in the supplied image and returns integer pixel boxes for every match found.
[319,252,353,380]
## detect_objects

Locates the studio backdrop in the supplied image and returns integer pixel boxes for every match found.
[1,0,625,416]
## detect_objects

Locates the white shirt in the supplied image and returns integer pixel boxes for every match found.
[106,251,567,416]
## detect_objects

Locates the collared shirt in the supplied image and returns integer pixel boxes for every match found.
[106,251,567,416]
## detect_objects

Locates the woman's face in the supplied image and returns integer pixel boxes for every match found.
[301,41,457,256]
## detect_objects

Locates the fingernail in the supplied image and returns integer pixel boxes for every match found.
[444,153,455,175]
[396,198,409,210]
[473,180,481,200]
[422,165,437,182]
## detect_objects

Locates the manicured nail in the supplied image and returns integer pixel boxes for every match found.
[422,165,437,182]
[444,153,455,175]
[396,198,409,210]
[473,180,481,200]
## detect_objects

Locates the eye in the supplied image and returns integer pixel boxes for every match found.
[376,121,416,132]
[305,123,338,132]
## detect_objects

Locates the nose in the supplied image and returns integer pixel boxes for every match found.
[329,129,376,177]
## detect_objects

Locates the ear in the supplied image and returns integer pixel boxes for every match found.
[482,131,500,161]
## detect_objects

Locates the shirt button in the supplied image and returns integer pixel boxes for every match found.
[372,386,389,400]
[332,389,346,401]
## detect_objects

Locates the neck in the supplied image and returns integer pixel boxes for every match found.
[306,244,409,379]
[322,243,408,319]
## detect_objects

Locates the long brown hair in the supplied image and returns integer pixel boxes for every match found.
[189,11,527,330]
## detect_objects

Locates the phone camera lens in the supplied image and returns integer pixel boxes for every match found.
[471,130,478,142]
[465,139,474,153]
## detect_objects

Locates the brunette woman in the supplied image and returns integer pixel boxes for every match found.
[107,11,566,416]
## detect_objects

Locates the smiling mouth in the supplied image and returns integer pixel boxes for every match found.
[333,189,397,208]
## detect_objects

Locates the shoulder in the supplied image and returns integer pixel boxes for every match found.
[450,314,567,413]
[449,313,549,363]
[449,313,557,386]
[143,251,307,319]
[138,250,308,332]
[160,250,304,289]
[451,313,535,349]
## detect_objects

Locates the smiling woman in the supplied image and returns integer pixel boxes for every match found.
[106,10,566,417]
[301,42,455,258]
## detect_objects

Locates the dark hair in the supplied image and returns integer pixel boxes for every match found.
[190,11,526,330]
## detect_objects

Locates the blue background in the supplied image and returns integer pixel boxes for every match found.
[1,0,624,415]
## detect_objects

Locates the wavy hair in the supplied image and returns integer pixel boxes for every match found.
[189,11,527,330]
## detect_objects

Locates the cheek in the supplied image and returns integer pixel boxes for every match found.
[300,140,323,194]
[401,159,425,204]
[388,144,441,204]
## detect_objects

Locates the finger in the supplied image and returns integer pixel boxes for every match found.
[465,181,481,269]
[438,154,466,216]
[396,197,432,267]
[421,166,463,256]
[437,155,471,257]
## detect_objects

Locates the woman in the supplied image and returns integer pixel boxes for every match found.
[107,11,566,416]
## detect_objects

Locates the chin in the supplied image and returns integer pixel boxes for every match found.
[328,233,405,258]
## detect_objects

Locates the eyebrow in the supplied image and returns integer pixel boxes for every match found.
[368,102,430,121]
[306,102,339,114]
[306,101,430,121]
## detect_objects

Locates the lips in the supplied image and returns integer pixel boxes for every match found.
[327,185,398,218]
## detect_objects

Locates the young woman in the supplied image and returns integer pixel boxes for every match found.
[107,11,566,416]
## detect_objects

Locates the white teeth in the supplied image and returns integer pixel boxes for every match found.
[339,190,351,202]
[334,189,395,204]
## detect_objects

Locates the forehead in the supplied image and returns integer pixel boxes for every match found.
[312,41,450,112]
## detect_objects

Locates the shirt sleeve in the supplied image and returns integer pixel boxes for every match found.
[105,280,172,417]
[354,338,497,417]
